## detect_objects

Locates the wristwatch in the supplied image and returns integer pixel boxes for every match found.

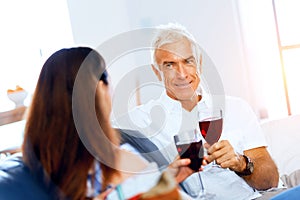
[235,155,254,176]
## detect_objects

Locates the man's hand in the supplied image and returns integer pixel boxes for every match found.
[167,157,194,183]
[204,140,245,172]
[204,140,279,190]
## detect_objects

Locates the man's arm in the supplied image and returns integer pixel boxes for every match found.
[206,140,279,190]
[242,147,279,190]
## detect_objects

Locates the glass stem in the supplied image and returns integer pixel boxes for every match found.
[198,172,205,192]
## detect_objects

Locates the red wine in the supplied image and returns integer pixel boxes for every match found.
[176,140,204,171]
[199,118,223,145]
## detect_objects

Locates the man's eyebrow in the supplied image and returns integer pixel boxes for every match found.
[185,56,195,60]
[162,61,175,65]
[161,56,195,65]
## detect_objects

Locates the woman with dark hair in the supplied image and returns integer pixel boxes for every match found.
[0,47,193,200]
[0,47,118,200]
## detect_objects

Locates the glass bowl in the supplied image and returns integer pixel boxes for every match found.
[7,91,28,108]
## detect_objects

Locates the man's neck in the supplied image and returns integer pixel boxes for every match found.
[180,95,201,112]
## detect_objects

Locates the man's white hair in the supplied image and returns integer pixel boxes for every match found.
[151,22,202,73]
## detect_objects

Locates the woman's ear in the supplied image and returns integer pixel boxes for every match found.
[96,81,112,122]
[151,64,162,81]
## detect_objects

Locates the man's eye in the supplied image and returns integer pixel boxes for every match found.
[186,59,195,64]
[164,63,173,68]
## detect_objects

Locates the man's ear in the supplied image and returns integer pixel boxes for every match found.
[151,64,162,81]
[199,54,203,74]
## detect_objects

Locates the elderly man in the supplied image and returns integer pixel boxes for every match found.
[113,23,279,200]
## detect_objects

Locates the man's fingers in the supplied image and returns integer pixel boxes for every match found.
[206,140,235,164]
[203,142,211,149]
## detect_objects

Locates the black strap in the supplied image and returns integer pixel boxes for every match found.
[116,128,169,168]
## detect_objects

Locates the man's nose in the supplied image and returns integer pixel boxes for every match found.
[176,63,188,78]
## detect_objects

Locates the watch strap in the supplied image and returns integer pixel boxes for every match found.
[235,155,254,176]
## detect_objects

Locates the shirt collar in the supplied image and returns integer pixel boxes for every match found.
[159,90,182,114]
[197,87,213,110]
[159,87,212,113]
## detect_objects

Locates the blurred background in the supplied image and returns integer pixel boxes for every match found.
[0,0,299,120]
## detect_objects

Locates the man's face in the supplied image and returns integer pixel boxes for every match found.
[154,38,200,101]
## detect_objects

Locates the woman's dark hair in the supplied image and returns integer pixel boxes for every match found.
[22,47,115,200]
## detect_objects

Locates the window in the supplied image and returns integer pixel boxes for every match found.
[0,1,74,111]
[273,0,300,115]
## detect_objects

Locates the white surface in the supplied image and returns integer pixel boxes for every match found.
[0,120,25,152]
[261,115,300,176]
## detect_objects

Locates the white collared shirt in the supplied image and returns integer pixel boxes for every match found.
[112,90,267,199]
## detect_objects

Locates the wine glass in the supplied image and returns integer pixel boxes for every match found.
[174,129,216,199]
[174,130,204,172]
[198,108,223,167]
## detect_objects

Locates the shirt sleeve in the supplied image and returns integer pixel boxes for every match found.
[224,96,267,151]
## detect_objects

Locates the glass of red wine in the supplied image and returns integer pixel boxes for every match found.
[174,129,216,199]
[174,130,204,172]
[198,108,223,166]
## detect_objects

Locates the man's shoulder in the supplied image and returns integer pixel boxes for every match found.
[111,99,157,129]
[223,95,253,110]
[225,95,254,109]
[224,95,246,103]
[130,98,161,112]
[207,95,250,112]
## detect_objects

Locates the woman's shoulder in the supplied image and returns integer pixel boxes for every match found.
[0,153,26,179]
[0,154,51,200]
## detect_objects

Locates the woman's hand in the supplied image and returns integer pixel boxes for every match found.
[167,157,193,183]
[93,187,113,200]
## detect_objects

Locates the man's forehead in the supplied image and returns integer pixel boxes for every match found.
[154,38,193,62]
[155,48,194,63]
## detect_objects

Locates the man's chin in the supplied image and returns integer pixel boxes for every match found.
[176,97,197,102]
[166,90,198,101]
[173,94,198,101]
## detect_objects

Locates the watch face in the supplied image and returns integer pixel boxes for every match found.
[236,155,254,176]
[248,161,254,173]
[244,155,254,175]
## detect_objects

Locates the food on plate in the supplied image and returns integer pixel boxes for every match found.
[7,85,25,94]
